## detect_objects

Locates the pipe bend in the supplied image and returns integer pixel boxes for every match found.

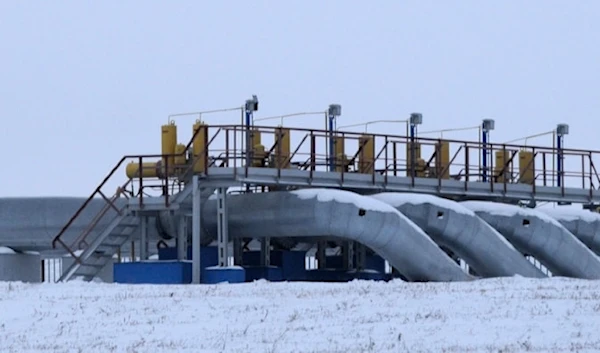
[461,201,600,279]
[201,189,473,282]
[371,193,545,279]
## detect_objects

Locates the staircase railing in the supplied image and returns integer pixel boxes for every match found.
[51,125,224,262]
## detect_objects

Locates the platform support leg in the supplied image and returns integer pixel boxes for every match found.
[140,216,148,261]
[233,239,243,265]
[217,187,229,267]
[343,241,355,271]
[177,215,188,260]
[317,241,327,269]
[356,243,366,271]
[261,237,271,266]
[192,175,202,284]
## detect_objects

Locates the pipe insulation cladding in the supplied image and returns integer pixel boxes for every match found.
[461,201,600,279]
[200,189,474,282]
[0,197,162,253]
[371,193,546,279]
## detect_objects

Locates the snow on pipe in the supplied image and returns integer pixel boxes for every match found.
[537,207,600,255]
[371,193,546,279]
[461,201,600,279]
[200,189,474,282]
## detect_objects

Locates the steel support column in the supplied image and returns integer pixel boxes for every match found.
[482,127,489,182]
[356,243,366,271]
[177,215,187,260]
[260,237,271,266]
[233,239,243,265]
[343,241,354,271]
[557,133,564,187]
[192,175,201,284]
[217,187,230,267]
[317,241,326,269]
[140,216,148,261]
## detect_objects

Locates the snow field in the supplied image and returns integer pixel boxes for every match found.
[1,277,600,352]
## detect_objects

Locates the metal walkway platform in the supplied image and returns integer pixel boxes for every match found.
[201,167,600,204]
[50,122,600,281]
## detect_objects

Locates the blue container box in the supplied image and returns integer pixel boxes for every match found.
[203,266,246,284]
[243,250,307,281]
[158,246,218,268]
[114,261,191,284]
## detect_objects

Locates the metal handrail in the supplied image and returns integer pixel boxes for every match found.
[51,124,222,256]
[52,122,600,259]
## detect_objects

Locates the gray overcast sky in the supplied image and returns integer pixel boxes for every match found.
[1,1,599,196]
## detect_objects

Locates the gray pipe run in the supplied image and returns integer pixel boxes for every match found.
[0,197,160,253]
[200,189,474,282]
[538,207,600,255]
[370,193,545,279]
[461,201,600,279]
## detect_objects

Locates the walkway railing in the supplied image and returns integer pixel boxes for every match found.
[52,123,600,259]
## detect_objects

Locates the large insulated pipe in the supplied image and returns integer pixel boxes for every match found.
[200,189,474,282]
[371,193,545,278]
[461,201,600,279]
[538,207,600,255]
[0,197,160,253]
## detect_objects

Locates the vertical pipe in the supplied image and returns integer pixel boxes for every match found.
[192,175,201,284]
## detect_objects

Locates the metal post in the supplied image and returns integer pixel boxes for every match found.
[329,114,335,171]
[233,239,243,265]
[260,237,271,267]
[191,175,201,284]
[177,215,187,260]
[482,126,488,182]
[140,216,148,261]
[342,241,354,271]
[410,123,416,177]
[216,187,229,267]
[245,110,252,168]
[316,241,326,269]
[356,243,366,271]
[557,133,563,187]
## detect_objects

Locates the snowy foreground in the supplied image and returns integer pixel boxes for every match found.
[2,278,600,353]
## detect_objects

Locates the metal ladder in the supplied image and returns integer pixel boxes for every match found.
[58,209,140,282]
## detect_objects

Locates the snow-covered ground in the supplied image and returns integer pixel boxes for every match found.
[1,277,600,353]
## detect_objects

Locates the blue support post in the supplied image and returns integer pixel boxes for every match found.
[246,110,252,128]
[328,114,335,171]
[409,123,416,177]
[557,134,563,187]
[482,124,488,182]
[245,110,253,168]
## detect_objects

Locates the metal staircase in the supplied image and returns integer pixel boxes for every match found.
[59,211,139,282]
[51,124,223,282]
